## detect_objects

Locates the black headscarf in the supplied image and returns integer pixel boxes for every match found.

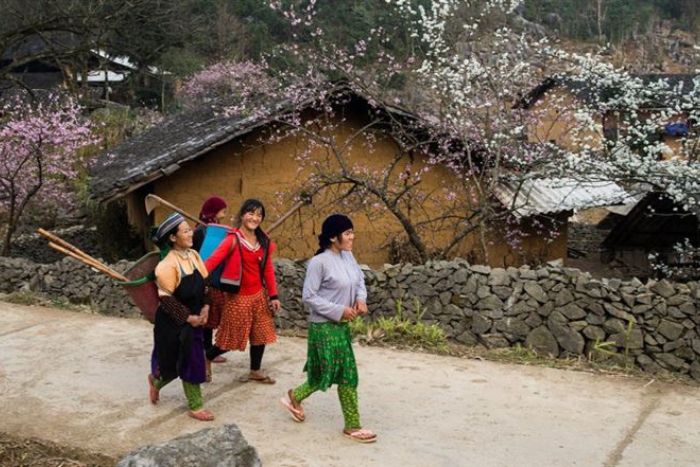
[316,214,353,255]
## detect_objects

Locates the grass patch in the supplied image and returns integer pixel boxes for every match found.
[1,291,95,314]
[350,299,448,352]
[448,342,696,386]
[2,290,41,306]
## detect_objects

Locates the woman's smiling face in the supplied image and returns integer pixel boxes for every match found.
[333,229,355,251]
[241,208,264,231]
[170,221,193,248]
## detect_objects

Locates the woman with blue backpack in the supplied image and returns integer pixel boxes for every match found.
[204,199,281,384]
[192,196,229,373]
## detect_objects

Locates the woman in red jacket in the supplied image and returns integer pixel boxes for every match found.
[204,199,281,384]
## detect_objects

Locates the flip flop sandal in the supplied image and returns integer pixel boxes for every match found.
[239,374,276,384]
[212,356,227,363]
[343,428,377,444]
[279,395,305,422]
[188,409,215,422]
[147,374,159,404]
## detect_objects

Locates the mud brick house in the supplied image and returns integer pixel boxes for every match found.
[91,85,629,266]
[518,73,699,159]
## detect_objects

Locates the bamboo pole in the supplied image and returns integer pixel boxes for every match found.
[48,241,110,276]
[144,194,202,225]
[48,242,128,281]
[37,228,127,280]
[267,198,311,233]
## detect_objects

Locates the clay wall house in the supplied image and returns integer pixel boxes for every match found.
[517,74,699,275]
[90,86,629,267]
[518,73,699,160]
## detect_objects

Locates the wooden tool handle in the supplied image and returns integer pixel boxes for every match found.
[146,195,202,226]
[37,228,125,279]
[267,197,312,233]
[48,242,128,281]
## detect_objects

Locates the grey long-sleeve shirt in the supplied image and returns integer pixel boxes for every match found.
[302,249,367,323]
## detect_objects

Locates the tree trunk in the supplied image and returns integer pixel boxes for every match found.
[385,202,429,263]
[1,200,16,256]
[596,0,605,43]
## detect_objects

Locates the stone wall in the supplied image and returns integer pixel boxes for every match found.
[0,256,142,318]
[2,256,699,380]
[567,222,609,258]
[9,225,103,264]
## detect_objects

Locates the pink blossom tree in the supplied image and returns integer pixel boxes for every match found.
[177,60,278,111]
[0,92,97,255]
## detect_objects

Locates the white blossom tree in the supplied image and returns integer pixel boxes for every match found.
[180,0,699,266]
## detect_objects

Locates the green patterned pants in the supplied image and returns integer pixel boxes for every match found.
[293,381,360,429]
[153,377,203,411]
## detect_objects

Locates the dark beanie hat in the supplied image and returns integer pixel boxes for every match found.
[199,196,227,224]
[152,212,185,244]
[316,214,353,254]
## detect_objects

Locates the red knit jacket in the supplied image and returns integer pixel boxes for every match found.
[204,229,278,299]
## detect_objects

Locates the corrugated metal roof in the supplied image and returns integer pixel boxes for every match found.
[605,194,647,216]
[77,70,127,83]
[91,49,170,75]
[494,178,633,218]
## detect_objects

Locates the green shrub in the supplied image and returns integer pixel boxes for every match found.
[350,298,447,351]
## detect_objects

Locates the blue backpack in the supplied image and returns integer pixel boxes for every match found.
[199,224,231,260]
[199,225,240,292]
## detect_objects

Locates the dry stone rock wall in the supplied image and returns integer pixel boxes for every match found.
[2,256,699,380]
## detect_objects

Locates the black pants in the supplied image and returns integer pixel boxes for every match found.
[203,328,214,353]
[206,344,266,371]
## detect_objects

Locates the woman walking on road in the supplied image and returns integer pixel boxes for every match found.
[148,213,215,421]
[204,199,281,384]
[280,214,377,443]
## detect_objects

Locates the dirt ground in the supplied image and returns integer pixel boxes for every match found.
[0,432,114,467]
[2,302,700,467]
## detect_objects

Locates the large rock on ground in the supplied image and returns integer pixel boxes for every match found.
[117,424,261,467]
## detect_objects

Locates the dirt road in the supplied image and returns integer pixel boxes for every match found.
[1,302,699,466]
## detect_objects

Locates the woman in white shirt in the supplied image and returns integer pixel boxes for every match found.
[279,214,377,443]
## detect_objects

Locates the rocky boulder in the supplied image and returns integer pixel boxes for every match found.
[117,424,261,467]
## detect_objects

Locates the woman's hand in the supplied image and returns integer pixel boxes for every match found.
[354,300,368,315]
[200,305,209,326]
[269,299,281,315]
[342,306,357,321]
[187,315,202,327]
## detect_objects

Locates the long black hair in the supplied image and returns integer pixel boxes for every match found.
[315,214,353,255]
[235,198,268,246]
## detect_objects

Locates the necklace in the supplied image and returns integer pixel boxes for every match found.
[173,248,190,260]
